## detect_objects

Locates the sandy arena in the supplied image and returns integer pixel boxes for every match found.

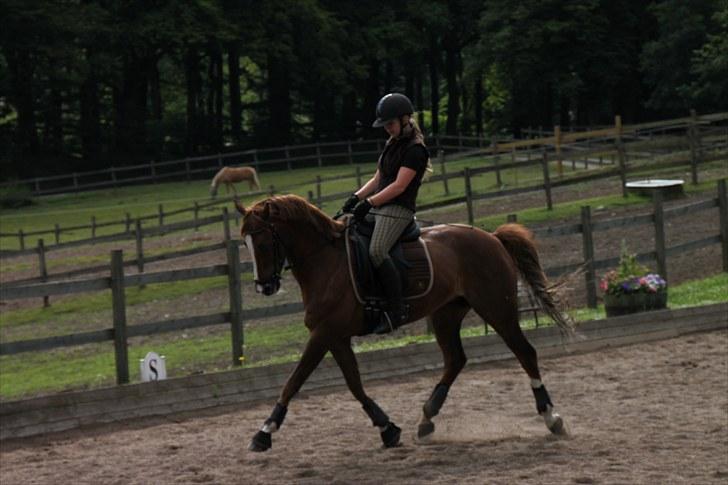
[1,329,727,484]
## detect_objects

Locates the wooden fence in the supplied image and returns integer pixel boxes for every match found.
[1,179,726,387]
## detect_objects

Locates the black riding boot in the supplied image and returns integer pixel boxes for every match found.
[372,258,409,334]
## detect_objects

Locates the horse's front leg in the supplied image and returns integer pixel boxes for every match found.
[249,332,328,452]
[330,339,401,448]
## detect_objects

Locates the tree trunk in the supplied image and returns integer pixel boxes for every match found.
[80,69,102,166]
[341,90,357,139]
[212,44,224,151]
[6,48,38,171]
[185,47,202,154]
[384,59,394,94]
[43,73,63,155]
[227,42,243,143]
[415,66,425,131]
[363,60,380,130]
[266,51,291,144]
[115,55,149,162]
[474,71,483,137]
[428,35,440,136]
[149,60,162,120]
[444,44,460,136]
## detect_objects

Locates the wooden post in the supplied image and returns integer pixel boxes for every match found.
[688,109,702,185]
[494,152,502,187]
[268,184,275,197]
[284,146,292,171]
[653,191,667,281]
[554,125,563,177]
[110,166,117,187]
[193,202,200,231]
[158,204,164,227]
[226,240,244,366]
[253,150,260,171]
[718,179,728,272]
[316,175,322,206]
[615,115,628,197]
[507,214,517,223]
[38,239,49,307]
[541,150,553,210]
[185,159,191,182]
[222,207,231,243]
[110,250,129,385]
[125,212,132,233]
[316,144,323,167]
[439,150,449,195]
[464,168,474,226]
[581,206,597,308]
[355,166,362,188]
[18,229,24,251]
[135,219,144,275]
[91,216,97,240]
[54,224,60,244]
[217,153,223,167]
[347,141,354,164]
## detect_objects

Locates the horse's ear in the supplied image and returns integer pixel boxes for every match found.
[234,199,246,215]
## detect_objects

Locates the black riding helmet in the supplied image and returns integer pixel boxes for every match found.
[372,93,414,127]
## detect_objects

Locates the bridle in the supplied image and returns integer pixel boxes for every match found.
[243,220,287,291]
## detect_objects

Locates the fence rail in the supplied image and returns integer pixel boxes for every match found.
[1,180,726,388]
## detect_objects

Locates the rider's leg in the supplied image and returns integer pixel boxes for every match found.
[369,204,413,334]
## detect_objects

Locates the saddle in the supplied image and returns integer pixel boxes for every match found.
[345,217,434,326]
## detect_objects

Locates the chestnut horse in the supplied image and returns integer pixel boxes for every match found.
[210,166,261,197]
[236,195,572,452]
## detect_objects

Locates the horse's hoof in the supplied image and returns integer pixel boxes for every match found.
[248,430,272,452]
[417,421,435,438]
[381,422,402,448]
[548,416,567,436]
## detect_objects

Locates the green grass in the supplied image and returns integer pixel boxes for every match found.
[1,272,725,400]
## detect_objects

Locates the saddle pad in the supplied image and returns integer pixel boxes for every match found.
[345,225,434,304]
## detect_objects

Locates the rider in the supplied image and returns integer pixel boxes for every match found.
[340,93,430,334]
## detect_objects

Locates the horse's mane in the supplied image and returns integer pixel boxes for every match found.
[211,167,226,187]
[250,194,345,239]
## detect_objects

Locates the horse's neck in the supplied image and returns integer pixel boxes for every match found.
[283,222,343,289]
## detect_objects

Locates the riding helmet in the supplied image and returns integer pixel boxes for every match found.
[372,93,414,127]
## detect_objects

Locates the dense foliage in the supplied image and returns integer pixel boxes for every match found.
[0,0,725,178]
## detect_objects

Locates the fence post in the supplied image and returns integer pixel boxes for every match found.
[268,184,275,197]
[554,125,563,177]
[653,191,667,280]
[185,159,191,182]
[110,250,129,385]
[91,216,97,240]
[194,202,200,231]
[541,150,553,210]
[464,167,474,226]
[284,146,292,171]
[347,141,354,164]
[308,190,317,208]
[253,150,260,171]
[439,150,449,195]
[718,179,728,272]
[54,224,60,244]
[158,204,164,227]
[688,109,702,185]
[494,152,502,188]
[135,219,144,275]
[355,166,362,189]
[316,175,322,206]
[222,207,231,242]
[316,144,323,167]
[580,206,597,308]
[18,229,24,251]
[38,239,49,307]
[226,240,244,366]
[615,115,628,197]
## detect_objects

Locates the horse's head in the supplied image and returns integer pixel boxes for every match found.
[236,199,285,296]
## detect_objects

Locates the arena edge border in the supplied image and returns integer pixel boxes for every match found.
[1,303,726,441]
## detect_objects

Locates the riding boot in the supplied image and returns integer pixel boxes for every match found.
[372,258,409,334]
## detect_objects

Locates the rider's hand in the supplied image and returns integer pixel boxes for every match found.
[341,194,360,214]
[353,199,373,221]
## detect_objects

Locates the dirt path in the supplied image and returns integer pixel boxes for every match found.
[2,329,726,485]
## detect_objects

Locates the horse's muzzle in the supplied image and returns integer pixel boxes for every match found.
[256,280,280,296]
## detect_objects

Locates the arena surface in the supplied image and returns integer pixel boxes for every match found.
[1,329,726,484]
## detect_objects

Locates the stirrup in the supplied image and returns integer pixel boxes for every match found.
[373,305,408,335]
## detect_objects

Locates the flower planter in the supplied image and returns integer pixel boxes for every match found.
[604,290,668,317]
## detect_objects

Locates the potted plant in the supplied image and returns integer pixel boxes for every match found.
[600,244,668,317]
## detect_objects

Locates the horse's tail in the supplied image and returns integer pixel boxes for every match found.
[210,168,225,197]
[252,168,261,190]
[494,223,574,336]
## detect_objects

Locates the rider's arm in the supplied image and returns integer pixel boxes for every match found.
[355,170,381,199]
[367,167,416,207]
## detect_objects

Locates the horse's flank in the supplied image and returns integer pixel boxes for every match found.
[210,166,261,197]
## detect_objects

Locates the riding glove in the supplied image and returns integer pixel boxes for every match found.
[341,194,360,213]
[353,199,373,221]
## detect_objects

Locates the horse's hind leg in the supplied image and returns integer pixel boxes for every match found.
[418,299,471,439]
[330,339,402,448]
[474,302,566,435]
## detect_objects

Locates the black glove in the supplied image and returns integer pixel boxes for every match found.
[353,199,373,221]
[341,194,360,214]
